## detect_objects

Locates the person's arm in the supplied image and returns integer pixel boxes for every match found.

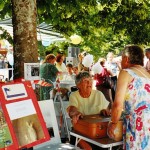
[52,65,60,75]
[66,92,83,124]
[67,106,83,125]
[111,70,130,122]
[108,70,131,138]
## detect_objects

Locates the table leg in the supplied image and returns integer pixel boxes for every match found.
[75,137,81,146]
[108,146,112,150]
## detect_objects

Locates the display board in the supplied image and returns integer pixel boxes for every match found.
[24,63,40,81]
[0,81,50,150]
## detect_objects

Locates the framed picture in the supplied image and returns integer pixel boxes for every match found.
[24,63,40,80]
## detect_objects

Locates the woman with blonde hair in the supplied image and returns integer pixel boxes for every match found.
[55,55,67,80]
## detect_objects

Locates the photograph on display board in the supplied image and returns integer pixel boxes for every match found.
[0,103,13,149]
[6,99,45,147]
[24,63,40,81]
[31,66,39,77]
[12,114,45,147]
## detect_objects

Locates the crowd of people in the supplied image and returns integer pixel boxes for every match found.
[39,45,150,150]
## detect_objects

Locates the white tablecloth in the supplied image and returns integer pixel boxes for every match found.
[59,81,76,91]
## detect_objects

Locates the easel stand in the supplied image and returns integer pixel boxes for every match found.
[54,91,70,141]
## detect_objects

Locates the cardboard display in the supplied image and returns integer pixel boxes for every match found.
[0,81,50,150]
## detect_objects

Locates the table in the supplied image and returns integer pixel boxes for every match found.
[70,131,123,150]
[34,142,81,150]
[59,80,76,91]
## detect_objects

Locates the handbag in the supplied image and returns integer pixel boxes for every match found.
[102,76,114,89]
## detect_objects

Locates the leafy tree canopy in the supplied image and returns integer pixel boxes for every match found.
[0,0,150,60]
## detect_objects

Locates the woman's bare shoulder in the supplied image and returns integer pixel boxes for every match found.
[118,69,133,83]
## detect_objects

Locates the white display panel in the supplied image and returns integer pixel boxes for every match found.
[6,99,36,120]
[24,63,40,80]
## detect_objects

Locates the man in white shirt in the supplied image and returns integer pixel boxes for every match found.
[105,52,121,100]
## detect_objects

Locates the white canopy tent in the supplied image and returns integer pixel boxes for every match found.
[0,18,67,81]
[0,18,66,43]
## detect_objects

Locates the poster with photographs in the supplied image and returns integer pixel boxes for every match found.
[0,81,50,150]
[0,102,13,149]
[24,63,40,81]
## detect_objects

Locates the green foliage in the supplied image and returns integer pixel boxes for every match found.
[111,0,150,44]
[36,0,150,59]
[0,0,12,19]
[0,27,13,45]
[38,41,69,59]
[1,0,150,59]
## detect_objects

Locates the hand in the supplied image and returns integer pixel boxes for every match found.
[68,106,83,124]
[58,71,62,75]
[107,121,117,139]
[71,111,83,125]
[100,109,111,116]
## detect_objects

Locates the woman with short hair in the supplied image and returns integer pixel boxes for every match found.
[108,45,150,149]
[67,71,111,149]
[67,71,111,124]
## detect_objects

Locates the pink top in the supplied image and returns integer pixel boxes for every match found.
[95,67,110,86]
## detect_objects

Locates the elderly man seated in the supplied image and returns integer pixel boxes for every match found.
[67,71,111,150]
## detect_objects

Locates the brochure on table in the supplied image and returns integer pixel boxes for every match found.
[0,81,50,150]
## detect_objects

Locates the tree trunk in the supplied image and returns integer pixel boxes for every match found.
[11,0,38,79]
